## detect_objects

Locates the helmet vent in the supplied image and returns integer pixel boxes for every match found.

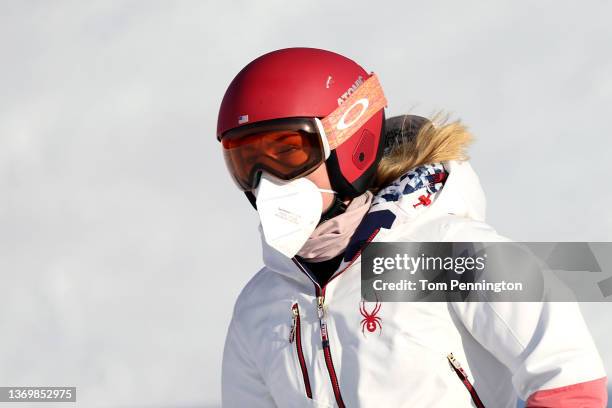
[352,129,375,170]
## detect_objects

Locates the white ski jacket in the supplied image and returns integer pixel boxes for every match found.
[222,160,606,407]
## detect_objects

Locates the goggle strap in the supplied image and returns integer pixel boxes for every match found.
[322,73,388,150]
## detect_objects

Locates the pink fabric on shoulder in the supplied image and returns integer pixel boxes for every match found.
[526,377,608,408]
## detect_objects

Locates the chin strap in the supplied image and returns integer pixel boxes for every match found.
[319,195,348,225]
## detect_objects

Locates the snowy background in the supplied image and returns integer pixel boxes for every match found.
[1,1,611,407]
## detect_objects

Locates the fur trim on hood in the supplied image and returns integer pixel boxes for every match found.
[373,114,474,191]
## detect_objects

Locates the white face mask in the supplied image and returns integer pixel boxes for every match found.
[254,173,336,258]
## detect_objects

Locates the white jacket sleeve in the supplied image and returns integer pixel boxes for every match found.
[446,219,607,401]
[222,313,276,407]
[451,300,606,400]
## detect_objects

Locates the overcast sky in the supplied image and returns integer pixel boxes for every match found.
[1,1,611,407]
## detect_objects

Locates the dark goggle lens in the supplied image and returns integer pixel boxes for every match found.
[221,119,324,191]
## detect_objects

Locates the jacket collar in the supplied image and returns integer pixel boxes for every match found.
[260,160,486,282]
[428,160,486,222]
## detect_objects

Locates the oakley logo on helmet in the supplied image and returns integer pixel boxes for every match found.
[337,75,364,106]
[337,98,369,130]
[323,73,387,150]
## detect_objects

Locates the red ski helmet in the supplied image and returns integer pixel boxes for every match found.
[217,47,387,199]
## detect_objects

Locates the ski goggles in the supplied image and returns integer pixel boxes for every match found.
[221,73,387,191]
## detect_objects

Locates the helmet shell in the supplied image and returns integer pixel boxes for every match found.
[217,47,385,198]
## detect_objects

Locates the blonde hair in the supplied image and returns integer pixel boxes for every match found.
[372,114,474,191]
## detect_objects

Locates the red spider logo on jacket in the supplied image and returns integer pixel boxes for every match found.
[360,300,382,336]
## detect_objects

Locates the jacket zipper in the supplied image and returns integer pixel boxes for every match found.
[289,303,312,399]
[316,286,345,408]
[292,227,381,407]
[447,353,485,408]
